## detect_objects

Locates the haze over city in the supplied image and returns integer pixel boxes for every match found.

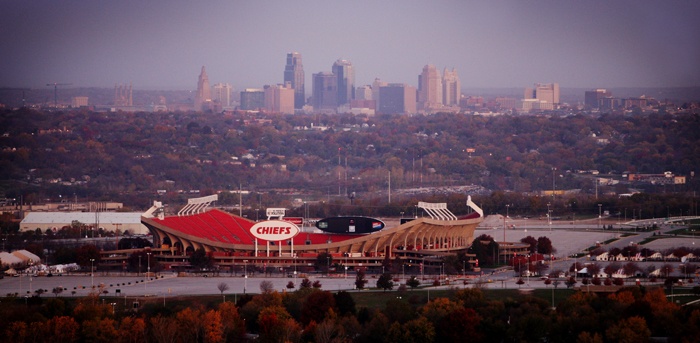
[2,0,699,90]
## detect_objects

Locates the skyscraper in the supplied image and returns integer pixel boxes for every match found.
[284,52,305,109]
[212,83,233,107]
[194,66,212,111]
[114,83,132,107]
[418,65,442,112]
[264,83,295,114]
[312,72,337,111]
[442,68,461,106]
[584,89,611,109]
[524,83,560,106]
[332,59,355,106]
[239,89,265,111]
[378,83,416,115]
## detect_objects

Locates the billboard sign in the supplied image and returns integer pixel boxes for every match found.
[266,208,286,218]
[284,217,303,225]
[250,220,300,241]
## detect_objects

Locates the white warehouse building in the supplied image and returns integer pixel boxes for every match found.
[20,212,148,235]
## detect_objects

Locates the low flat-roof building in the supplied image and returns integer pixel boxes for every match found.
[20,212,148,235]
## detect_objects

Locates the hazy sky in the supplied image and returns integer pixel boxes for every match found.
[2,0,699,90]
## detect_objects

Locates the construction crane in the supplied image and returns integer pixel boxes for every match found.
[46,82,72,108]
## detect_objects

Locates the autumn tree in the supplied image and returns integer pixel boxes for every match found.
[117,317,147,343]
[537,236,555,254]
[218,302,246,342]
[257,305,294,343]
[150,315,178,343]
[386,316,435,343]
[81,317,118,343]
[203,309,224,343]
[176,307,204,343]
[75,244,100,268]
[46,316,80,343]
[301,290,336,325]
[520,236,538,253]
[605,316,650,343]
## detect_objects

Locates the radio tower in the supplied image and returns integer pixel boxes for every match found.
[46,82,72,108]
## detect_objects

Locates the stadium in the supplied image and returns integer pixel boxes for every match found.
[104,195,485,275]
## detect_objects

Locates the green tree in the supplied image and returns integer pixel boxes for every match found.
[190,248,212,271]
[355,269,368,290]
[376,273,394,291]
[406,276,420,289]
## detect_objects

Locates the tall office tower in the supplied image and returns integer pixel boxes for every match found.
[114,83,133,106]
[239,89,265,110]
[264,83,295,114]
[355,85,373,100]
[284,52,305,109]
[212,83,233,107]
[442,68,461,106]
[525,83,560,106]
[194,66,212,111]
[332,59,355,106]
[372,78,387,106]
[584,89,611,109]
[418,65,443,112]
[378,83,417,114]
[312,72,338,111]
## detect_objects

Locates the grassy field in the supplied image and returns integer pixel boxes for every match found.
[349,286,576,309]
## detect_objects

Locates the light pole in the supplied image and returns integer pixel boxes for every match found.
[547,202,552,230]
[552,167,556,199]
[146,252,151,293]
[90,258,95,288]
[598,204,602,230]
[526,254,530,285]
[503,204,510,255]
[550,255,554,308]
[243,260,248,293]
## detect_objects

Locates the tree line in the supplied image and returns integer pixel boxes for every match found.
[2,283,699,342]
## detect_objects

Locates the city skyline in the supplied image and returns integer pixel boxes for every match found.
[1,1,699,90]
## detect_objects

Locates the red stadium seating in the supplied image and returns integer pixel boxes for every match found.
[154,209,360,246]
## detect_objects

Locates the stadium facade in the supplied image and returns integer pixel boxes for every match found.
[130,195,484,274]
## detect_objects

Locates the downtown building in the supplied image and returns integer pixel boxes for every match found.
[212,83,233,109]
[442,68,461,107]
[264,83,295,114]
[194,66,212,111]
[418,65,443,113]
[378,83,416,115]
[312,72,337,112]
[585,89,612,109]
[523,83,560,111]
[239,89,265,111]
[332,59,355,106]
[283,52,305,109]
